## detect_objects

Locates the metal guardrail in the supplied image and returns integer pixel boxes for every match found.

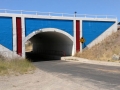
[0,9,117,19]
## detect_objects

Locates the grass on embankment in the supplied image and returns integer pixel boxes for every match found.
[75,30,120,62]
[0,58,35,76]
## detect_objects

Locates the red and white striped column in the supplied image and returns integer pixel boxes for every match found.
[76,20,80,52]
[16,17,22,56]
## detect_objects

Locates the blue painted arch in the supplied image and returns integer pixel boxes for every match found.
[24,28,74,44]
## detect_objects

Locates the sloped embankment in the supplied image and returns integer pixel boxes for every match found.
[75,30,120,61]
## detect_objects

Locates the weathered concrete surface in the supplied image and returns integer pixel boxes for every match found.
[61,56,120,67]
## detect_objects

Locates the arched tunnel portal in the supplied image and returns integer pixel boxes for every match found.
[25,28,74,61]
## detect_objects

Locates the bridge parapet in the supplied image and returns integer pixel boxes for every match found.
[0,9,117,19]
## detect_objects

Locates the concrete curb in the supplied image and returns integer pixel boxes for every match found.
[61,57,120,67]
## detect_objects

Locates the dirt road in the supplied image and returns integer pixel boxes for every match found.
[0,60,120,90]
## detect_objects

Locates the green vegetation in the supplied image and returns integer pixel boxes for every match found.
[0,56,35,76]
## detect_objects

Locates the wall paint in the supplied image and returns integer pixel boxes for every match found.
[16,17,22,56]
[76,20,80,51]
[82,21,115,48]
[25,18,73,36]
[0,17,13,50]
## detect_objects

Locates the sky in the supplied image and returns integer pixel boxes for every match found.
[0,0,120,21]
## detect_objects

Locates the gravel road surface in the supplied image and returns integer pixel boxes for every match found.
[0,60,120,90]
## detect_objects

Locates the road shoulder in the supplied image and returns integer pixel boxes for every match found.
[61,57,120,67]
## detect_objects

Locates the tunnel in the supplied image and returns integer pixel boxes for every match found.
[25,29,73,61]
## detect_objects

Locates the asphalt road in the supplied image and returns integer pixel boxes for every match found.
[33,60,120,90]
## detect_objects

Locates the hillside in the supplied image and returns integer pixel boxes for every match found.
[75,30,120,62]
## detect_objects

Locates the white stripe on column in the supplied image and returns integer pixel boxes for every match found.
[73,19,76,55]
[21,16,25,58]
[12,16,17,54]
[80,19,83,53]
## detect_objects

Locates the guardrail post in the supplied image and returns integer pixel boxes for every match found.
[36,11,38,15]
[5,9,7,13]
[106,15,107,19]
[49,12,50,16]
[74,14,75,17]
[62,13,63,17]
[95,15,97,18]
[85,14,86,18]
[21,10,23,14]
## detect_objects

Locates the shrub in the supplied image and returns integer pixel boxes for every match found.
[0,54,35,76]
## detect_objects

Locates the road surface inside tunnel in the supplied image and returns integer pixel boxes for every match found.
[25,31,73,62]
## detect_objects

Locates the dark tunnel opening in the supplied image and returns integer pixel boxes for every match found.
[25,31,73,61]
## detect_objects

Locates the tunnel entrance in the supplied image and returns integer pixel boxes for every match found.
[25,29,73,61]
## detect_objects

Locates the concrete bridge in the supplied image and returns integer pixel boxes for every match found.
[0,9,117,58]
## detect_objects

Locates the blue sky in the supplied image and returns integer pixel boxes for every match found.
[0,0,119,21]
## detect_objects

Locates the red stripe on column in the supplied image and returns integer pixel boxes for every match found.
[76,20,80,52]
[16,17,22,56]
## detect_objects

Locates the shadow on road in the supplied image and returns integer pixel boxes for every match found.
[26,52,62,62]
